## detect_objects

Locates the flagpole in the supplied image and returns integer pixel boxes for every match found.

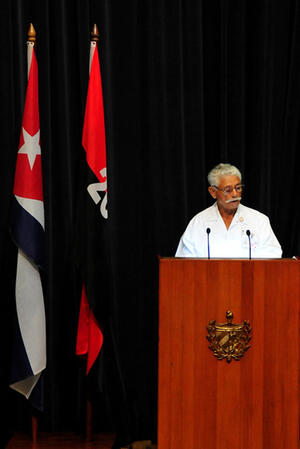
[27,23,36,72]
[27,23,39,445]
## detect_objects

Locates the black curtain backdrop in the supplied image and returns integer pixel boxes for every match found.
[1,0,300,447]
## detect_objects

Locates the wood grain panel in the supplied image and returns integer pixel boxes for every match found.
[158,258,300,449]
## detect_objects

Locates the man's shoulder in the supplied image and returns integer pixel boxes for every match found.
[191,204,217,221]
[187,204,217,229]
[239,204,269,221]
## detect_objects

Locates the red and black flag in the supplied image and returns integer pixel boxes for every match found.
[76,26,109,374]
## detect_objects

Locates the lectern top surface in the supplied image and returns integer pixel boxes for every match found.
[158,256,294,261]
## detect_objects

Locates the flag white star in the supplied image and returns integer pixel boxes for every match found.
[18,128,41,170]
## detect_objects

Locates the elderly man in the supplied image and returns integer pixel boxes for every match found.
[175,163,282,258]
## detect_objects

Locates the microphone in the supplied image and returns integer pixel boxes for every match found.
[206,228,211,259]
[246,230,251,259]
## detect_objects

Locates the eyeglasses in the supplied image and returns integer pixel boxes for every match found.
[212,184,244,195]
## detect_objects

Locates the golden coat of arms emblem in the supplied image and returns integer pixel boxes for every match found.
[206,310,252,362]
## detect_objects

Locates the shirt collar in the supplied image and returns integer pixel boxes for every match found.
[212,201,243,223]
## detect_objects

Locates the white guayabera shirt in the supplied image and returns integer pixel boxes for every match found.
[175,202,282,259]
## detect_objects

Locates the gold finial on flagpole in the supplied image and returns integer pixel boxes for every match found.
[27,23,36,43]
[91,24,99,42]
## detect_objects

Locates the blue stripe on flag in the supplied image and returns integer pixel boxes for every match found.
[11,197,45,268]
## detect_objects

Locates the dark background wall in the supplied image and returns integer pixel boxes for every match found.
[1,0,300,447]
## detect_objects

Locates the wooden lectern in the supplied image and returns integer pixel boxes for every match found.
[158,258,300,449]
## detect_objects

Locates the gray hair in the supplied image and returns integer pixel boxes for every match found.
[207,163,242,186]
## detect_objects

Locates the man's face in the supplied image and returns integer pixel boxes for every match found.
[208,175,242,212]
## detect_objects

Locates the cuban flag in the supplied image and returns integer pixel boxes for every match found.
[76,34,106,374]
[10,40,46,407]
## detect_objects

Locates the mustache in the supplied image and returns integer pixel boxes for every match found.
[225,197,242,204]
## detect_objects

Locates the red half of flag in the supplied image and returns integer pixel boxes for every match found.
[76,284,103,374]
[82,43,107,183]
